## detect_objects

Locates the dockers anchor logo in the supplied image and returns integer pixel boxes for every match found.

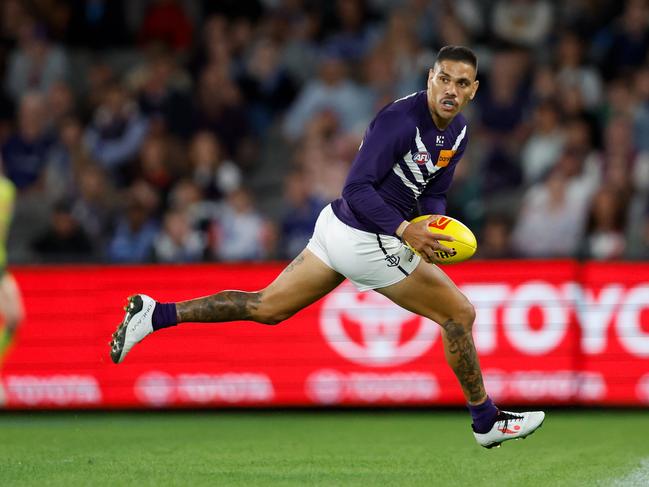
[319,282,439,366]
[385,253,400,267]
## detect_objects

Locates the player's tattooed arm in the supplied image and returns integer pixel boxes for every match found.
[176,291,262,323]
[441,319,486,403]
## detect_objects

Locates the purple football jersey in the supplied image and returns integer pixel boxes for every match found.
[331,90,468,236]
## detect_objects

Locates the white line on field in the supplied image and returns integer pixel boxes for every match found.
[609,458,649,487]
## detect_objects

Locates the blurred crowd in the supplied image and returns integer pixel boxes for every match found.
[0,0,648,264]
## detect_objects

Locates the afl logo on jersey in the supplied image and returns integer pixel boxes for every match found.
[413,151,431,165]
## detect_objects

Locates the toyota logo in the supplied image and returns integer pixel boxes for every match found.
[319,282,439,367]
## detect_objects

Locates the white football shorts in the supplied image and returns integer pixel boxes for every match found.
[306,204,421,291]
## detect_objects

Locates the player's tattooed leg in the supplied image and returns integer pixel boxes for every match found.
[281,253,305,274]
[176,291,263,323]
[441,319,486,404]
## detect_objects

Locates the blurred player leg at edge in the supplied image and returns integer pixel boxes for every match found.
[110,45,544,448]
[0,272,24,363]
[0,169,25,406]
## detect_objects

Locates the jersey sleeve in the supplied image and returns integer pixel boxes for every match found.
[341,110,414,235]
[417,135,467,216]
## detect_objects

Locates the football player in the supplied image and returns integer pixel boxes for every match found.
[110,46,544,448]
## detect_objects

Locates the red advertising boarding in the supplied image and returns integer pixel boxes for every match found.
[1,261,648,409]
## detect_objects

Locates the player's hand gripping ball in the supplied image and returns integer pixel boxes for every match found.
[408,215,477,264]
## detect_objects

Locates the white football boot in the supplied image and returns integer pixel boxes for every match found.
[473,410,545,449]
[110,294,156,364]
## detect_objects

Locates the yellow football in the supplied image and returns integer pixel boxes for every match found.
[408,215,477,264]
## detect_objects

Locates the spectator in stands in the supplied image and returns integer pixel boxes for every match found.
[107,181,160,263]
[31,199,94,262]
[368,8,431,105]
[5,20,69,99]
[476,213,514,259]
[167,178,218,234]
[491,0,553,48]
[193,63,252,164]
[446,0,486,43]
[476,49,529,202]
[47,116,95,200]
[137,134,180,200]
[633,66,649,153]
[593,0,649,79]
[557,0,619,40]
[360,47,399,113]
[293,125,351,203]
[0,0,31,48]
[45,81,76,135]
[129,49,193,139]
[210,187,274,261]
[81,62,116,116]
[397,0,439,47]
[530,64,561,109]
[71,164,117,251]
[280,8,322,83]
[555,31,603,111]
[625,198,649,259]
[279,171,326,259]
[227,17,257,63]
[520,101,565,185]
[477,49,531,138]
[187,15,231,80]
[84,82,150,183]
[1,92,55,192]
[153,208,205,263]
[434,5,473,49]
[601,77,636,122]
[511,155,596,258]
[582,187,628,260]
[601,116,649,194]
[189,131,241,200]
[65,0,130,49]
[282,50,371,142]
[322,0,378,62]
[137,0,194,52]
[237,38,299,136]
[564,116,600,167]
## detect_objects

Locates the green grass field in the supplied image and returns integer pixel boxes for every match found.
[0,410,647,486]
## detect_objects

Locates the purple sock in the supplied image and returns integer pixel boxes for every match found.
[468,396,499,433]
[151,302,178,331]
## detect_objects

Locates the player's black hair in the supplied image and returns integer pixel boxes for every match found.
[435,46,478,73]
